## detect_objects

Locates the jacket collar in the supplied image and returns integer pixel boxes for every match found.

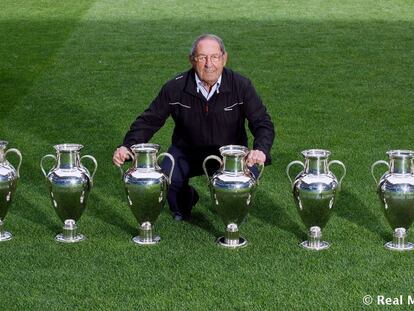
[184,67,231,96]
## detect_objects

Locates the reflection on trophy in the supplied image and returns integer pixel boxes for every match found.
[120,143,174,245]
[203,145,263,248]
[0,141,22,241]
[371,150,414,251]
[41,144,97,243]
[286,149,346,250]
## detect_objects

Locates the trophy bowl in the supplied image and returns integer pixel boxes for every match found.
[0,140,22,241]
[41,144,97,243]
[287,149,346,250]
[371,150,414,251]
[203,145,263,249]
[120,143,174,245]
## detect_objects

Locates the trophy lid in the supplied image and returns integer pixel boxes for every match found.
[219,145,249,157]
[130,143,160,153]
[386,150,414,158]
[54,144,84,152]
[302,149,331,158]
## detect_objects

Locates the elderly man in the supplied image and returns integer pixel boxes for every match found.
[113,34,275,221]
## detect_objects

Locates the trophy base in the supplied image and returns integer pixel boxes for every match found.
[217,236,248,249]
[384,241,414,251]
[132,235,160,245]
[0,231,12,242]
[55,233,85,243]
[300,240,330,251]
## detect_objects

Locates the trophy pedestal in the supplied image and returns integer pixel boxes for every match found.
[300,226,330,251]
[384,228,414,251]
[55,219,85,243]
[217,236,247,248]
[0,220,12,241]
[300,240,330,250]
[217,223,248,248]
[132,235,161,245]
[132,222,160,245]
[55,233,85,243]
[0,231,12,242]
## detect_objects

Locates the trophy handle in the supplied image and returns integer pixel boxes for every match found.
[286,160,305,184]
[5,148,22,178]
[328,160,346,190]
[203,155,223,182]
[371,160,390,184]
[40,154,57,178]
[243,153,265,182]
[255,163,265,183]
[80,155,98,183]
[118,149,135,177]
[157,152,175,184]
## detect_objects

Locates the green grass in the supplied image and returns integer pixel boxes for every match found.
[1,0,414,309]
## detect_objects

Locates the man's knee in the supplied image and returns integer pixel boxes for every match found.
[160,145,191,183]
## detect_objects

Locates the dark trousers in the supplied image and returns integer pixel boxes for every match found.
[161,145,259,217]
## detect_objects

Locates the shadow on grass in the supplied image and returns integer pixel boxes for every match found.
[86,186,137,237]
[16,194,60,234]
[251,185,306,241]
[0,1,95,121]
[179,183,222,238]
[248,150,307,240]
[335,189,389,241]
[7,150,61,235]
[189,210,222,238]
[189,170,306,241]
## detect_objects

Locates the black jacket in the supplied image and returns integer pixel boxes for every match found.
[123,67,275,164]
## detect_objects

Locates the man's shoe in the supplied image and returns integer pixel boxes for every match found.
[173,187,199,222]
[173,213,192,222]
[173,213,184,221]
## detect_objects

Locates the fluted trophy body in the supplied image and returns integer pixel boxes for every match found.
[121,143,174,245]
[0,141,22,241]
[287,149,346,250]
[371,150,414,251]
[203,145,263,248]
[41,144,97,243]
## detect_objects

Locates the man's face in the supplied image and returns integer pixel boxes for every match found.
[190,38,227,87]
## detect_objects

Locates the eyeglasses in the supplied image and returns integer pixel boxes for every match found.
[193,53,223,63]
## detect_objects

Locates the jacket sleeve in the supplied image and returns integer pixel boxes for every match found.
[122,85,172,148]
[242,80,275,165]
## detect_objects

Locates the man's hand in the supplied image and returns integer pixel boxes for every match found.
[112,146,132,167]
[246,149,266,167]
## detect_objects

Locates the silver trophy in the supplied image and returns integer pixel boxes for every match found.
[371,150,414,251]
[120,143,174,245]
[286,149,346,250]
[0,141,22,241]
[203,145,263,248]
[40,144,97,243]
